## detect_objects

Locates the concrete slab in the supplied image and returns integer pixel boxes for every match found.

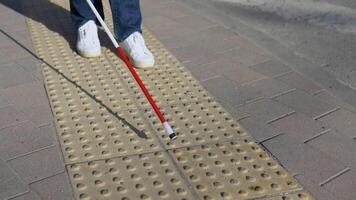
[274,90,338,119]
[236,99,295,123]
[249,59,292,77]
[0,121,53,160]
[9,146,65,184]
[276,72,322,94]
[30,172,74,200]
[263,134,347,184]
[0,159,28,200]
[317,109,356,139]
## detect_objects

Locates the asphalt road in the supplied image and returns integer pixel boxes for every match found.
[178,0,356,108]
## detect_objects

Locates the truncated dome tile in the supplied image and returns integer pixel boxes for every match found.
[67,151,196,200]
[44,66,137,116]
[56,111,162,163]
[105,49,212,108]
[143,101,249,148]
[169,139,301,200]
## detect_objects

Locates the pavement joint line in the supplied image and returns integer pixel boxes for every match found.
[27,169,67,185]
[312,89,326,95]
[239,76,270,86]
[5,143,57,162]
[236,114,251,121]
[0,119,33,132]
[267,111,296,124]
[271,71,294,79]
[199,74,221,82]
[303,129,331,144]
[5,190,30,200]
[240,77,268,87]
[270,88,297,99]
[243,96,266,106]
[319,167,351,187]
[270,70,294,79]
[313,107,340,120]
[259,132,284,144]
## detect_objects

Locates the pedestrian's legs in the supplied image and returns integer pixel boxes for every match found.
[109,0,142,42]
[70,0,105,28]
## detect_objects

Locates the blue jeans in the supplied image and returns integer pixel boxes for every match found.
[70,0,142,41]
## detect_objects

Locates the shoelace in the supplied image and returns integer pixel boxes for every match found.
[79,24,97,46]
[128,33,149,57]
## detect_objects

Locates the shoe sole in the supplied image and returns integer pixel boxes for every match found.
[120,47,155,68]
[77,49,101,58]
[133,59,155,69]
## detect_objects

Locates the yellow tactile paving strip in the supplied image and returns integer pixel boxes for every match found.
[24,0,313,199]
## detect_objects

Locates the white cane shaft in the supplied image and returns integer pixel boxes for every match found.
[86,0,119,48]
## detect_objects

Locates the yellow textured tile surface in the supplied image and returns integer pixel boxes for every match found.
[67,151,197,200]
[169,139,300,199]
[24,0,313,199]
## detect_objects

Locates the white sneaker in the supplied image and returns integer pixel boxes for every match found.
[76,20,101,58]
[121,32,155,68]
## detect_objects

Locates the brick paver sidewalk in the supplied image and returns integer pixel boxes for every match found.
[0,0,355,200]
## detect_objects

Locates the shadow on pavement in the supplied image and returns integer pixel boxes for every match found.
[0,0,147,139]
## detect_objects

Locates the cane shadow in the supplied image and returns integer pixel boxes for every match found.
[0,0,147,139]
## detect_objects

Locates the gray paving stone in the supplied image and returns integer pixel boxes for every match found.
[249,59,292,77]
[0,106,27,130]
[276,71,322,94]
[0,62,37,89]
[0,121,53,160]
[0,81,48,110]
[198,57,267,86]
[0,95,10,108]
[202,76,263,107]
[9,191,41,200]
[15,57,40,74]
[317,109,356,139]
[239,116,281,143]
[274,90,338,119]
[161,25,226,50]
[195,25,237,41]
[262,134,347,184]
[142,1,192,20]
[235,98,295,123]
[247,78,295,98]
[218,46,272,68]
[0,159,28,200]
[314,90,353,111]
[270,113,329,141]
[144,15,196,40]
[170,41,218,63]
[219,63,267,86]
[307,130,356,166]
[30,172,74,200]
[9,146,64,184]
[0,43,31,61]
[184,62,219,81]
[295,175,337,200]
[22,103,53,127]
[174,14,216,31]
[323,169,356,200]
[38,123,59,144]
